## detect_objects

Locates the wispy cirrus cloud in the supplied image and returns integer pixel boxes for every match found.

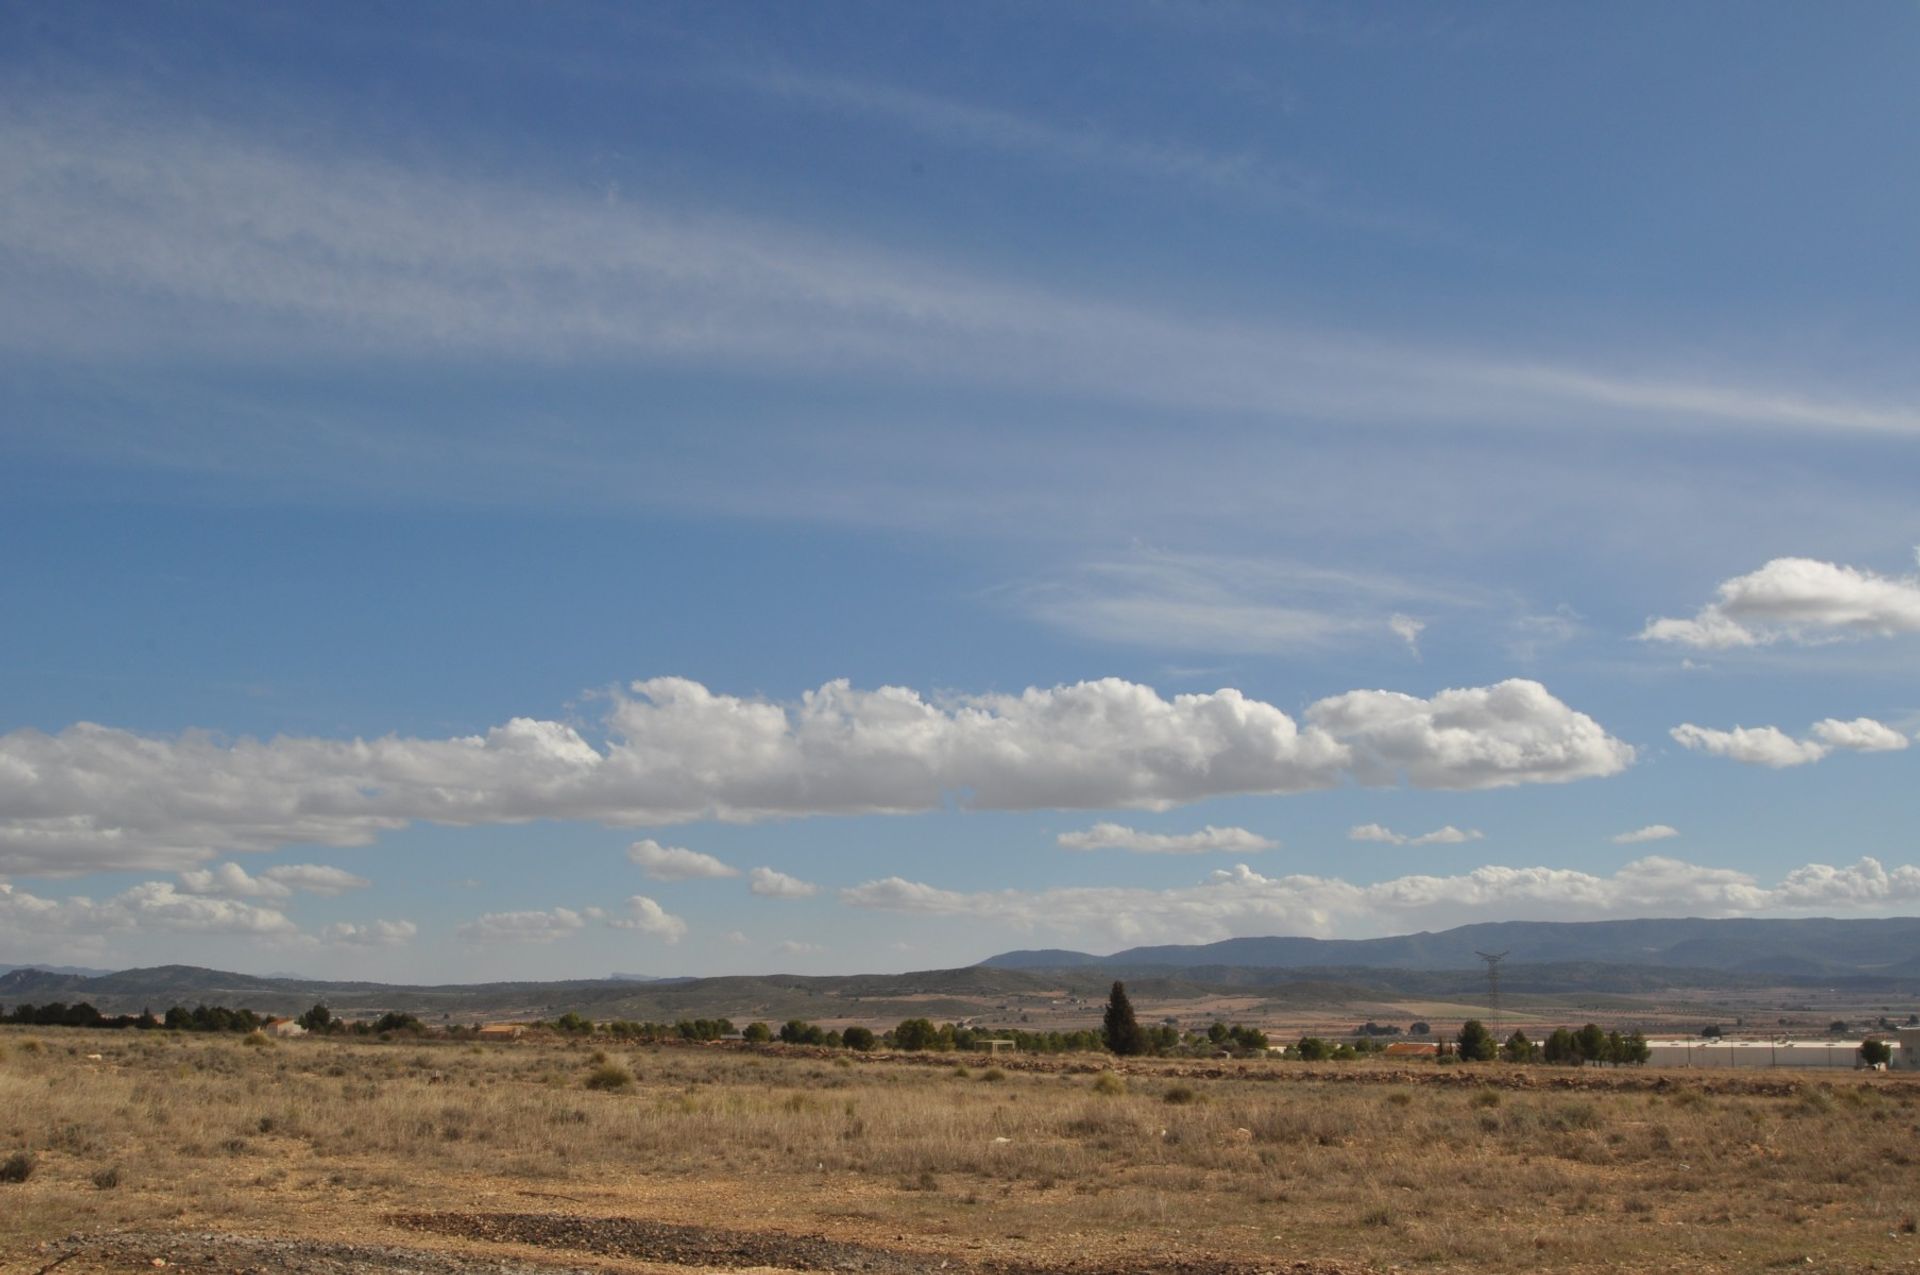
[3,98,1916,439]
[727,68,1322,207]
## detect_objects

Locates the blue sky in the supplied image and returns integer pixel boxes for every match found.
[3,2,1917,981]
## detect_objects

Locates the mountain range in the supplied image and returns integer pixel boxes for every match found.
[979,916,1920,978]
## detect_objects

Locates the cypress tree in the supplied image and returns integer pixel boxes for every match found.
[1103,980,1147,1056]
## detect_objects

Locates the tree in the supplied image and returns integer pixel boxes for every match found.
[1573,1023,1608,1064]
[893,1017,940,1051]
[1102,981,1148,1056]
[741,1022,772,1043]
[842,1026,876,1051]
[1408,1021,1431,1036]
[1293,1035,1333,1061]
[1828,1019,1849,1035]
[298,1003,334,1033]
[1701,1024,1723,1038]
[1456,1019,1497,1062]
[1502,1029,1537,1063]
[1617,1030,1651,1066]
[1860,1038,1893,1067]
[1543,1027,1578,1065]
[779,1019,826,1045]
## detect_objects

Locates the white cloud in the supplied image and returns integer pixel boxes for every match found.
[626,838,740,881]
[1389,614,1426,658]
[179,861,292,900]
[455,907,587,945]
[0,879,296,940]
[749,867,820,899]
[1057,822,1277,855]
[1642,556,1920,650]
[606,894,687,944]
[1346,823,1483,847]
[4,100,1915,442]
[320,919,416,947]
[842,855,1920,946]
[776,939,825,956]
[1612,824,1679,845]
[1671,716,1909,768]
[1306,679,1633,790]
[262,863,371,895]
[1808,717,1910,753]
[0,675,1631,876]
[1669,724,1829,768]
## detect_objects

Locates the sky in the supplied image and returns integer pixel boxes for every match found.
[3,2,1918,982]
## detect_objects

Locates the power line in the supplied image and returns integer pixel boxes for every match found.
[1475,950,1508,1032]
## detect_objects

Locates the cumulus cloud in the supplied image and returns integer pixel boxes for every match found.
[1641,556,1920,649]
[179,862,293,900]
[626,839,740,881]
[607,894,687,944]
[749,867,820,899]
[842,855,1920,946]
[1057,822,1277,855]
[1672,716,1910,768]
[1808,717,1911,753]
[1346,823,1483,847]
[320,919,416,947]
[1306,679,1633,790]
[1612,825,1680,845]
[456,907,587,945]
[777,939,825,956]
[0,675,1631,876]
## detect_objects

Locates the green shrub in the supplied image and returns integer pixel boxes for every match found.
[741,1022,772,1044]
[841,1026,876,1051]
[980,1067,1006,1083]
[1091,1072,1126,1096]
[1163,1084,1200,1105]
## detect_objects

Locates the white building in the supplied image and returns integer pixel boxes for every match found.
[1641,1038,1897,1069]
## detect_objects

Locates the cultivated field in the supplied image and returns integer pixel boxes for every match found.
[3,1027,1917,1275]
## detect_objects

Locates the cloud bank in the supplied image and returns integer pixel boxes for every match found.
[0,675,1632,876]
[843,856,1920,947]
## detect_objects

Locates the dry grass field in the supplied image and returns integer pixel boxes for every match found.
[3,1027,1918,1275]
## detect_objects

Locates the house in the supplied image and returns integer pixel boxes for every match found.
[476,1023,526,1041]
[262,1017,306,1038]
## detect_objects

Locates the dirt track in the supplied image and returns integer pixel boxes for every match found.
[39,1219,1367,1275]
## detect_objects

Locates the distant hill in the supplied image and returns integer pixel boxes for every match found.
[0,963,116,978]
[982,916,1920,977]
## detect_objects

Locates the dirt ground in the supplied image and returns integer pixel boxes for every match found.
[5,1029,1918,1275]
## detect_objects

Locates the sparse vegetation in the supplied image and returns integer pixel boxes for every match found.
[1,1022,1914,1272]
